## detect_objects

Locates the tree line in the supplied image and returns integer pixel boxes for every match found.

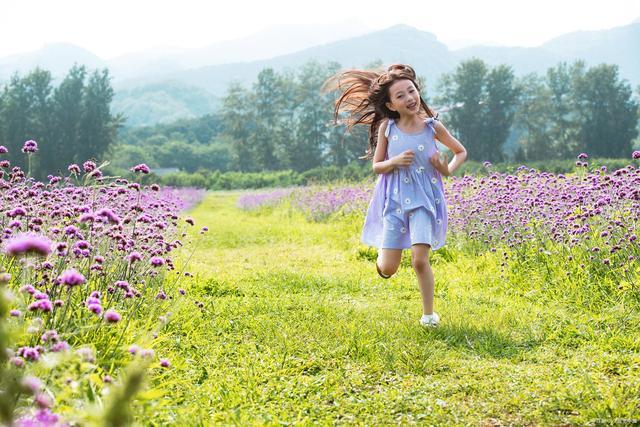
[438,59,639,162]
[1,58,638,179]
[120,58,637,173]
[0,65,121,179]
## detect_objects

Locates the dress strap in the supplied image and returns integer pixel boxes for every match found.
[384,119,394,138]
[424,114,440,134]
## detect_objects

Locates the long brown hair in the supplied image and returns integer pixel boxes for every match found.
[323,64,435,159]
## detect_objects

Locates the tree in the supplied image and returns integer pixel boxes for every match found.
[293,61,337,171]
[437,59,518,162]
[483,65,519,162]
[252,68,289,170]
[49,65,86,174]
[221,82,254,172]
[545,62,583,158]
[77,69,123,164]
[514,74,553,161]
[573,64,638,157]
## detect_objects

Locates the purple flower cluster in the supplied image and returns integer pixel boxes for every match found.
[0,149,206,421]
[21,140,38,154]
[292,185,371,221]
[131,163,151,174]
[446,165,639,257]
[237,188,294,211]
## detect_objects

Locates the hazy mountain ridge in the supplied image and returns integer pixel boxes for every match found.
[1,21,638,126]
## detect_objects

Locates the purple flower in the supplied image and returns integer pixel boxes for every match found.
[51,341,70,352]
[0,145,8,154]
[20,376,42,394]
[15,409,62,426]
[10,309,21,317]
[4,233,52,257]
[159,358,171,368]
[18,346,40,361]
[126,251,142,263]
[150,256,164,267]
[10,357,25,368]
[83,161,96,172]
[131,163,151,174]
[578,153,588,160]
[104,309,121,323]
[21,140,38,153]
[633,151,640,159]
[96,208,121,224]
[58,269,86,287]
[88,304,103,315]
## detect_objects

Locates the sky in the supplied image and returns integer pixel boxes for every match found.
[1,0,639,58]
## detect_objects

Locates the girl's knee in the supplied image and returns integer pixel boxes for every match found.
[411,256,430,273]
[378,262,399,277]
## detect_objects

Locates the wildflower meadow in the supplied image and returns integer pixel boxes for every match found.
[1,142,639,425]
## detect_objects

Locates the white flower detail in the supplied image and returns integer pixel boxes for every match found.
[393,188,398,194]
[418,144,425,152]
[392,135,398,141]
[404,198,411,205]
[433,239,439,246]
[409,212,414,218]
[403,177,410,184]
[400,227,406,233]
[396,208,402,215]
[431,177,437,184]
[416,167,423,174]
[435,198,440,204]
[436,219,442,225]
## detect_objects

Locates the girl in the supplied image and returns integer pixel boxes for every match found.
[326,64,467,327]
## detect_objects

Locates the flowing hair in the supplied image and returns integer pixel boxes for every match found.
[323,64,436,159]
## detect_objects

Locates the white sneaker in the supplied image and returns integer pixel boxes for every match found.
[420,312,440,327]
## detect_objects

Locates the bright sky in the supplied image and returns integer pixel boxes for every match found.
[2,0,639,58]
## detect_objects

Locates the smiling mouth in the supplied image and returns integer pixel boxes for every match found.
[408,103,417,110]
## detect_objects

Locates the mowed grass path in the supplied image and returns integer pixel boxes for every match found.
[153,192,639,425]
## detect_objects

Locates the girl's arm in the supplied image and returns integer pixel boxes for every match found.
[373,120,414,174]
[430,121,467,176]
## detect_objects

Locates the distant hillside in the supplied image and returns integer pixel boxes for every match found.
[1,21,638,127]
[115,25,455,95]
[113,22,639,125]
[112,81,219,127]
[0,43,105,80]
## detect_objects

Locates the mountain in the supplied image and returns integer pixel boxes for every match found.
[112,21,639,127]
[1,21,638,126]
[94,20,371,81]
[539,23,640,82]
[0,43,105,82]
[114,25,455,95]
[111,81,219,127]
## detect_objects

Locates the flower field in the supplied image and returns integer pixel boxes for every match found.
[2,144,639,424]
[0,142,206,425]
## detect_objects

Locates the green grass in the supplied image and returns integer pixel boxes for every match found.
[138,192,640,425]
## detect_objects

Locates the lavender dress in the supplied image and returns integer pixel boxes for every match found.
[361,117,448,250]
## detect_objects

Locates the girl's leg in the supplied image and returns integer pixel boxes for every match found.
[377,249,402,278]
[411,244,435,315]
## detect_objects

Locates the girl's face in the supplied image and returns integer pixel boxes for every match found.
[385,79,420,117]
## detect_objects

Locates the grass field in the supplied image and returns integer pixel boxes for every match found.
[142,191,639,425]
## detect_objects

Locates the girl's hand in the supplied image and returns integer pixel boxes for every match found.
[430,151,450,176]
[392,150,415,168]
